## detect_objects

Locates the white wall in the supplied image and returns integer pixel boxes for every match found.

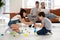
[54,0,60,9]
[5,0,10,13]
[10,0,22,13]
[6,0,60,13]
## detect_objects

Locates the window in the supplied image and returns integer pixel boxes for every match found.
[3,0,10,13]
[22,0,54,9]
[27,0,40,8]
[22,0,40,8]
[0,0,10,25]
[54,0,60,9]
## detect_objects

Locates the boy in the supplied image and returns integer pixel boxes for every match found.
[35,12,52,35]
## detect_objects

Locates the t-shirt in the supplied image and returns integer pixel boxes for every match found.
[41,9,49,14]
[11,15,20,21]
[30,7,40,15]
[42,17,52,30]
[28,7,40,23]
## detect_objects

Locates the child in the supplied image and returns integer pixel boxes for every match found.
[8,9,27,34]
[7,9,33,34]
[35,12,52,35]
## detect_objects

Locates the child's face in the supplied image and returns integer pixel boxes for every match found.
[38,16,43,20]
[23,12,27,17]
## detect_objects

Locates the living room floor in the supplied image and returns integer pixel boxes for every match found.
[0,23,60,40]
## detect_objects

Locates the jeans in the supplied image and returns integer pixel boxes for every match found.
[45,13,57,19]
[8,19,20,27]
[37,27,51,35]
[28,14,38,23]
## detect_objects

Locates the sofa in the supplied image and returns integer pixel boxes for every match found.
[10,8,60,23]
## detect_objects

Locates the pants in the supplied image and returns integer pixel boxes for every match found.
[45,13,57,19]
[8,19,20,27]
[28,14,38,23]
[37,27,51,35]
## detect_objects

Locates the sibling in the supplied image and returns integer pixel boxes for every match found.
[7,9,33,34]
[35,12,52,35]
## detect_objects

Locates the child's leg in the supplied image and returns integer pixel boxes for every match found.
[13,29,20,33]
[11,24,19,30]
[37,27,48,35]
[10,24,20,33]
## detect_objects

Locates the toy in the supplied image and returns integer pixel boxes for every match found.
[23,33,28,37]
[1,34,4,36]
[20,30,23,34]
[10,31,20,37]
[29,24,35,28]
[34,27,37,35]
[34,27,36,32]
[10,31,16,37]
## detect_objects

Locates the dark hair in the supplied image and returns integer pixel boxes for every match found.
[35,1,39,4]
[19,8,26,18]
[41,6,45,9]
[41,2,45,9]
[38,12,45,17]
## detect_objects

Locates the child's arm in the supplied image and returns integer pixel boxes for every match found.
[11,15,20,20]
[17,15,22,21]
[35,23,44,28]
[21,18,33,25]
[40,23,44,28]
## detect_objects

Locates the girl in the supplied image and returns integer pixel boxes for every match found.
[7,9,33,34]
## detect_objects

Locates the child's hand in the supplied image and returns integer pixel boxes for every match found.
[34,23,38,27]
[34,23,41,28]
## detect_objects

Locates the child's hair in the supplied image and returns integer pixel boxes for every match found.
[41,2,45,9]
[19,8,26,18]
[35,1,39,4]
[38,12,45,17]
